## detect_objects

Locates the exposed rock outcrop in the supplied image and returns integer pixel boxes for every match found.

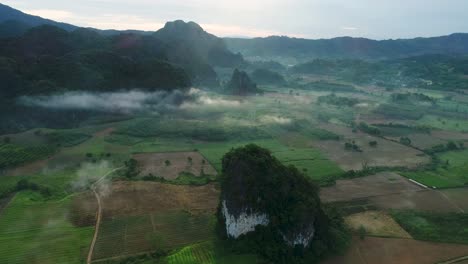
[221,200,269,238]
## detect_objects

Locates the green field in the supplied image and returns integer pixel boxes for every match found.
[163,241,258,264]
[401,149,468,188]
[197,139,342,181]
[392,211,468,244]
[417,115,468,132]
[0,192,93,264]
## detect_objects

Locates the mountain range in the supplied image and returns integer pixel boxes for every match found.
[2,2,468,62]
[1,2,468,99]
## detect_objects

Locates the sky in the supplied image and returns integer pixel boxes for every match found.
[2,0,468,39]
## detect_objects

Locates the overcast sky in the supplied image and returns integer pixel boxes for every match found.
[3,0,468,39]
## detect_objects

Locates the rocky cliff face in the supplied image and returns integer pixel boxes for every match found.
[281,227,315,247]
[221,200,269,238]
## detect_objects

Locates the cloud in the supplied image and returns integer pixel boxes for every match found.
[24,9,73,20]
[79,14,164,31]
[201,23,306,38]
[73,161,114,197]
[259,115,292,125]
[341,26,358,31]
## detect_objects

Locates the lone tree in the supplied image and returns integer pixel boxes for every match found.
[218,144,350,263]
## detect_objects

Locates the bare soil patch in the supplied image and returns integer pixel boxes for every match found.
[72,181,220,221]
[133,151,217,180]
[322,236,468,264]
[320,172,423,202]
[345,211,411,238]
[370,190,461,213]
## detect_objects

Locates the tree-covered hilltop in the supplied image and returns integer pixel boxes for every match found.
[224,69,262,96]
[217,144,350,263]
[290,55,468,91]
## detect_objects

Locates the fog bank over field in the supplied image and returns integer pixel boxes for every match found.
[18,88,243,113]
[18,90,190,113]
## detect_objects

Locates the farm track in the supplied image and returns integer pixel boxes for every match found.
[86,167,123,264]
[439,255,468,264]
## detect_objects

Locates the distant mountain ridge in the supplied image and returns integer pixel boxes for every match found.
[0,3,76,33]
[225,34,468,61]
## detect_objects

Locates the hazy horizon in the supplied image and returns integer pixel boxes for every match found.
[2,0,468,40]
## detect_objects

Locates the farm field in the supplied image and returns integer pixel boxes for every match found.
[313,124,430,170]
[0,192,93,264]
[345,211,412,238]
[133,151,217,179]
[323,236,468,264]
[320,172,423,202]
[392,211,468,244]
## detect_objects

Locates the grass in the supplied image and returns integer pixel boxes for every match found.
[0,192,93,264]
[417,115,468,132]
[392,211,468,244]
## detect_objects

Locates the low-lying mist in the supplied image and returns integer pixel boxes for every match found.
[19,90,190,114]
[18,88,243,114]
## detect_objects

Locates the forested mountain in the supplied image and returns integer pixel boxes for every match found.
[0,23,245,99]
[0,25,192,99]
[0,3,76,34]
[225,34,468,61]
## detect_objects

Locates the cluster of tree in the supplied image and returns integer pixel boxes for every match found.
[123,158,140,179]
[218,144,350,263]
[426,141,465,154]
[399,137,412,146]
[356,122,381,136]
[317,93,359,107]
[374,123,432,134]
[15,179,51,197]
[391,92,436,104]
[344,141,362,152]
